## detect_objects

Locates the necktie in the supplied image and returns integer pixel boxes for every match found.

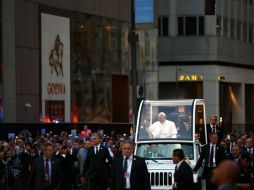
[44,159,49,187]
[84,149,87,160]
[230,143,233,152]
[175,165,177,173]
[249,149,254,167]
[95,146,98,155]
[209,146,214,167]
[123,157,128,187]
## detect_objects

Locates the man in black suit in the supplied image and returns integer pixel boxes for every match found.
[226,134,236,153]
[206,115,223,142]
[27,142,62,190]
[55,144,77,190]
[66,140,79,190]
[236,138,247,153]
[246,137,254,170]
[172,149,194,190]
[226,145,241,164]
[193,133,225,190]
[110,140,151,190]
[19,143,39,189]
[81,133,112,190]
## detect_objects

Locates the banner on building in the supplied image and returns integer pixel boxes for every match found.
[135,0,154,24]
[41,13,70,122]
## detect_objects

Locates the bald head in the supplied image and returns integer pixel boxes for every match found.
[211,160,239,187]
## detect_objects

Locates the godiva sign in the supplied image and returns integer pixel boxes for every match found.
[41,13,71,122]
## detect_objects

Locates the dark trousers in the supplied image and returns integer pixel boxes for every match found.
[61,178,72,190]
[43,187,54,190]
[203,167,216,190]
[88,177,108,190]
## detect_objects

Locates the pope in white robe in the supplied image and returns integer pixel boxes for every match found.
[147,112,177,139]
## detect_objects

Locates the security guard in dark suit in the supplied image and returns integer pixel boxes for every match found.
[27,142,62,190]
[81,133,112,190]
[193,133,225,190]
[172,149,194,190]
[110,140,150,190]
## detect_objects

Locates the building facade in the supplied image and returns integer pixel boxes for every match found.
[158,0,254,132]
[1,0,133,123]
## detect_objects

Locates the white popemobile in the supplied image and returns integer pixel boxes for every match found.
[134,99,208,190]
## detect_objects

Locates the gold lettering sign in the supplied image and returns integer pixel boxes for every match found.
[178,75,203,81]
[179,75,185,81]
[217,76,225,81]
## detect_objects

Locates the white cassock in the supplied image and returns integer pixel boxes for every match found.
[148,120,177,139]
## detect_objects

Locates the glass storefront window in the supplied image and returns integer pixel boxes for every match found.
[136,143,194,160]
[0,0,3,121]
[137,102,193,141]
[71,13,129,122]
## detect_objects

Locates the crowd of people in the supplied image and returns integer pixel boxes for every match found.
[0,126,135,190]
[0,115,254,190]
[193,115,254,190]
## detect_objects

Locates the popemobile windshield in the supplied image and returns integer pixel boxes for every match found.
[134,99,207,190]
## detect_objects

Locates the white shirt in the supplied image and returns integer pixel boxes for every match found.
[230,142,235,151]
[248,147,253,154]
[106,147,114,163]
[248,148,253,167]
[148,120,177,139]
[123,155,133,189]
[69,148,73,155]
[94,144,101,155]
[210,124,217,133]
[43,157,52,183]
[234,157,240,163]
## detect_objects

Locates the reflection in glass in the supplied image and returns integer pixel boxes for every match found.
[136,143,194,160]
[71,13,129,122]
[137,103,193,140]
[0,0,2,122]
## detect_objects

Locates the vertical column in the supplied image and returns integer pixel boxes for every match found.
[203,67,220,120]
[247,0,250,42]
[205,0,217,36]
[240,83,246,132]
[169,0,177,36]
[234,0,237,39]
[227,0,231,38]
[240,0,243,41]
[2,0,16,122]
[252,1,254,42]
[221,0,224,37]
[205,16,217,36]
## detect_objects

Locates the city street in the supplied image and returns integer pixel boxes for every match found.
[1,0,254,189]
